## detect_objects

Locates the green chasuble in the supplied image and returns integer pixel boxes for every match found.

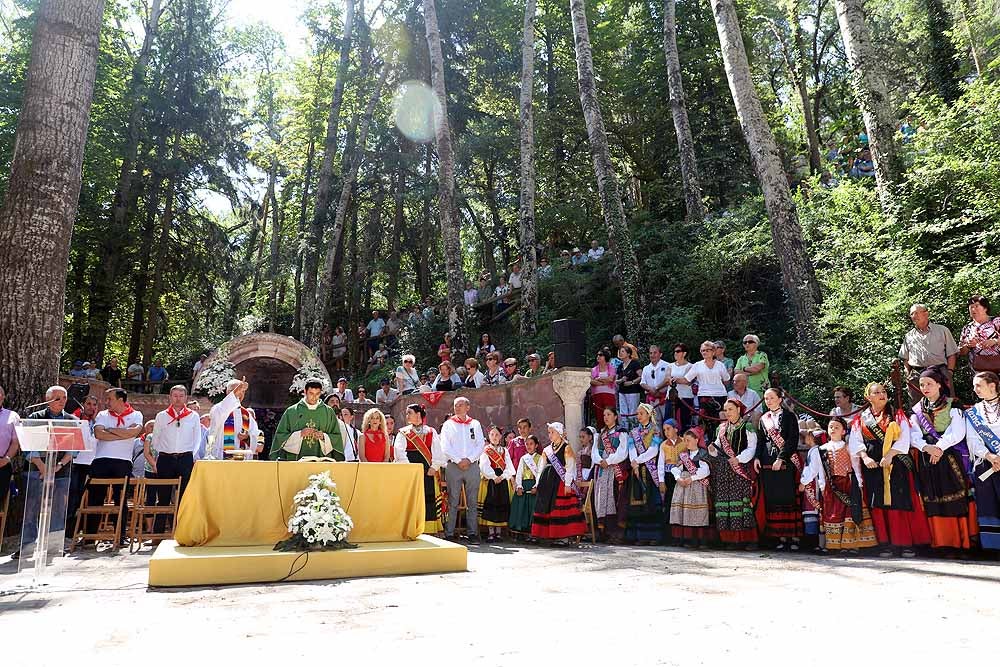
[270,399,345,461]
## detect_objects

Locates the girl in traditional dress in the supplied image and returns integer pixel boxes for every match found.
[592,406,630,543]
[510,434,544,539]
[358,408,391,462]
[478,425,515,542]
[797,426,825,551]
[813,417,877,554]
[966,371,1000,551]
[578,427,597,481]
[657,418,683,544]
[393,404,447,534]
[669,429,712,547]
[625,403,665,544]
[756,388,803,550]
[531,422,587,545]
[908,368,978,552]
[849,382,931,557]
[707,399,758,549]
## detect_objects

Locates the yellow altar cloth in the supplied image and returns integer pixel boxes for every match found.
[174,461,425,547]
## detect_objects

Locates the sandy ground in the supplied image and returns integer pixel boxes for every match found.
[2,543,997,666]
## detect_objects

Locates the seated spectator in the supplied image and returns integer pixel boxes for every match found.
[464,358,485,388]
[375,378,399,404]
[503,357,524,381]
[148,359,169,393]
[588,240,605,261]
[537,256,553,279]
[483,352,507,386]
[367,343,389,374]
[476,333,496,362]
[431,361,462,391]
[544,351,557,373]
[84,362,99,379]
[69,360,86,377]
[849,147,875,178]
[126,359,144,385]
[463,280,478,307]
[509,263,523,290]
[332,377,354,403]
[355,387,374,405]
[571,247,588,266]
[384,310,403,349]
[395,354,421,395]
[101,358,123,386]
[559,249,571,267]
[524,353,543,377]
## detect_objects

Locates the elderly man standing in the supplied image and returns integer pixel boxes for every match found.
[728,373,762,419]
[899,303,957,403]
[440,396,485,543]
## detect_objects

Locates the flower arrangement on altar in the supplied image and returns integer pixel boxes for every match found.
[289,356,332,395]
[275,471,356,552]
[192,353,236,402]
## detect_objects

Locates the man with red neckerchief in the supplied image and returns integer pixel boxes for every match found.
[152,385,201,506]
[91,387,145,537]
[440,396,485,543]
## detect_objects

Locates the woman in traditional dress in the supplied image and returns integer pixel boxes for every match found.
[591,406,630,543]
[849,382,930,557]
[393,403,447,534]
[531,422,587,545]
[707,399,758,549]
[756,387,803,550]
[669,429,712,547]
[908,368,978,552]
[812,417,877,554]
[510,434,544,539]
[625,403,664,544]
[657,418,683,544]
[966,371,1000,551]
[478,425,515,542]
[358,408,391,462]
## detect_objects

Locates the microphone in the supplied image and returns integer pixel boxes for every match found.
[23,397,59,411]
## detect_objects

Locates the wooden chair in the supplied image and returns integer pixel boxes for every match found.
[71,477,129,552]
[578,480,597,544]
[128,478,181,553]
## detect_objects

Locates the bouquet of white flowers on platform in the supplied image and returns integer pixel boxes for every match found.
[289,357,332,396]
[275,471,356,552]
[193,357,236,402]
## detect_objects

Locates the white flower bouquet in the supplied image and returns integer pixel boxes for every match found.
[289,355,332,395]
[275,471,356,552]
[192,357,236,402]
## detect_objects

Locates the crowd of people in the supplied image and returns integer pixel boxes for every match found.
[3,293,999,560]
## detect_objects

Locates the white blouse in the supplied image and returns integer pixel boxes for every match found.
[908,405,966,452]
[591,430,630,466]
[710,426,758,464]
[966,401,1000,460]
[479,446,516,480]
[670,454,710,481]
[848,409,911,458]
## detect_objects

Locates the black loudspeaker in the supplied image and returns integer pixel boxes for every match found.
[552,318,586,367]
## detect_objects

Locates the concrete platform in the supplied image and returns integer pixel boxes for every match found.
[147,534,467,587]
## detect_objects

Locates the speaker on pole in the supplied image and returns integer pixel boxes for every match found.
[551,318,586,367]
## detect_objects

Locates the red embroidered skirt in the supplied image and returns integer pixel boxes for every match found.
[531,482,587,539]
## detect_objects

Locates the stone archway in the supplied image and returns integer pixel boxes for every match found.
[205,333,332,409]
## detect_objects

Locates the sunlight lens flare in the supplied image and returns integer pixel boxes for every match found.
[393,80,440,144]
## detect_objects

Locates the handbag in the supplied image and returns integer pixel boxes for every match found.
[971,351,1000,373]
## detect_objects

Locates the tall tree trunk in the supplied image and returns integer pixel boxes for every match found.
[223,207,262,336]
[87,0,163,360]
[569,0,644,342]
[424,0,469,354]
[0,0,105,409]
[709,0,821,351]
[519,0,539,339]
[544,26,564,187]
[128,171,163,364]
[463,199,498,280]
[141,132,181,368]
[301,0,355,347]
[354,186,387,327]
[923,0,962,102]
[834,0,902,215]
[312,64,390,348]
[69,249,89,363]
[265,162,280,332]
[662,0,707,222]
[387,149,405,310]
[418,145,433,301]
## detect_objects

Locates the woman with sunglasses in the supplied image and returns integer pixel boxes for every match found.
[735,335,769,393]
[395,354,421,395]
[666,343,695,431]
[482,352,507,386]
[684,340,731,441]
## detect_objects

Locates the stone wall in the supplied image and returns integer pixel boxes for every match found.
[58,376,212,416]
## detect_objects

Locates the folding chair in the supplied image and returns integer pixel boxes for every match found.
[71,477,128,552]
[578,480,597,543]
[128,478,181,553]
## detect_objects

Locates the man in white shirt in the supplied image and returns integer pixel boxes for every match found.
[91,387,145,535]
[440,396,485,542]
[728,373,763,420]
[508,263,523,290]
[332,378,355,403]
[375,378,399,404]
[640,345,671,423]
[339,407,360,461]
[151,385,201,502]
[208,378,260,460]
[588,240,605,261]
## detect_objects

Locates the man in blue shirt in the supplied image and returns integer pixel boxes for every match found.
[147,359,169,394]
[365,310,386,356]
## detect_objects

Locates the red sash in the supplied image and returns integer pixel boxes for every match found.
[680,451,709,487]
[718,423,752,482]
[486,446,506,471]
[404,428,434,466]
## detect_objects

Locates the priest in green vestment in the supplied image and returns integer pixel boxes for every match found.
[271,378,349,461]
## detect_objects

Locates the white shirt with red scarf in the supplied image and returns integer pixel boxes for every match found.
[440,415,485,464]
[94,406,144,461]
[153,405,202,454]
